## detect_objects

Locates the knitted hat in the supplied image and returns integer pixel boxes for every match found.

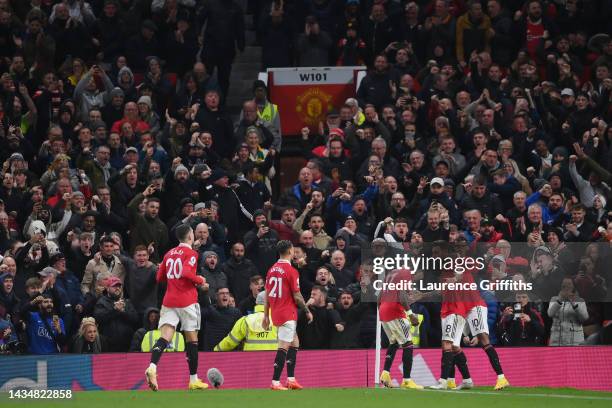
[174,164,189,177]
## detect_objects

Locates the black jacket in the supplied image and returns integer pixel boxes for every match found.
[94,294,139,352]
[222,257,259,303]
[200,296,241,351]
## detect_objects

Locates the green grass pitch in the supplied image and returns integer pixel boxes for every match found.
[2,387,612,408]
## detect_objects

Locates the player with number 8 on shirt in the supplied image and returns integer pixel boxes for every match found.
[262,240,313,391]
[145,224,209,391]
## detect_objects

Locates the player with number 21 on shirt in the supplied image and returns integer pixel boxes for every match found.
[145,224,209,391]
[263,240,313,391]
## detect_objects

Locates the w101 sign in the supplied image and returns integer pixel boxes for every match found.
[267,67,364,136]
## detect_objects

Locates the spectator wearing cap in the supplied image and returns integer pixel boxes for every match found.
[81,236,126,296]
[127,185,169,262]
[416,177,461,225]
[199,167,249,243]
[93,275,138,352]
[244,209,280,273]
[51,252,84,335]
[296,15,332,67]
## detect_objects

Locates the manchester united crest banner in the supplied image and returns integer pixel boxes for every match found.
[267,67,365,136]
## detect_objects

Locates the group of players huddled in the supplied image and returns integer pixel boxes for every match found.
[144,227,508,391]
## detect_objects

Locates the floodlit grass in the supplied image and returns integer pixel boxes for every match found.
[2,387,612,408]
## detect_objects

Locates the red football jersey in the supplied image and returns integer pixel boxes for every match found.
[156,243,205,308]
[265,259,300,326]
[379,269,412,322]
[440,268,486,318]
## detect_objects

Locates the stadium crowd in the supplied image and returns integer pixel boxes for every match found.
[0,0,611,355]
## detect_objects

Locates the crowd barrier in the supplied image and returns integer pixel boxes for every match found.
[1,347,611,392]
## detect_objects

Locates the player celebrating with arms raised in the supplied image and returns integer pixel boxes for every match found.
[262,240,313,391]
[145,224,208,391]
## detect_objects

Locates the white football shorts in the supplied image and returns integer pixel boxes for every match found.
[159,303,201,332]
[466,305,489,336]
[277,320,297,343]
[441,314,466,347]
[381,317,412,345]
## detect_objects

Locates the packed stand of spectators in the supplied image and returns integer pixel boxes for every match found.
[0,0,611,354]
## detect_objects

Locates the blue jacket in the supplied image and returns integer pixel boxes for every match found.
[525,191,565,225]
[27,312,65,354]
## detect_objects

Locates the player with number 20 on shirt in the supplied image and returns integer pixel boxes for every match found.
[262,240,313,391]
[145,224,209,391]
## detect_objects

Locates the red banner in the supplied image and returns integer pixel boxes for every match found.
[268,68,363,136]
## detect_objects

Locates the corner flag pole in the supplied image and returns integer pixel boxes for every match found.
[374,303,381,387]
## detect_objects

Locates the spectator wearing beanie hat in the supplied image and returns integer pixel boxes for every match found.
[197,251,227,301]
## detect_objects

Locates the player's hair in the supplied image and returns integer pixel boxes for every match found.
[276,240,293,256]
[175,224,193,243]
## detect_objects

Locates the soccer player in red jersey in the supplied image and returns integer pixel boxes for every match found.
[145,224,208,391]
[378,269,423,389]
[429,240,509,391]
[262,240,313,391]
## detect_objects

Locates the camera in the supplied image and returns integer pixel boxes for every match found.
[513,303,522,320]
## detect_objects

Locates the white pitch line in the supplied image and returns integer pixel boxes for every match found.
[383,387,612,401]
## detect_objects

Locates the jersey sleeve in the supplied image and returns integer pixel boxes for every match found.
[181,251,204,285]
